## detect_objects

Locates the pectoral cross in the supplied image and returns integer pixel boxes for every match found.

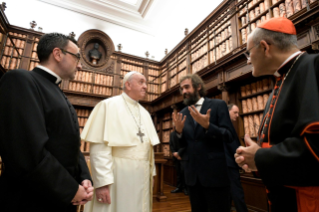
[137,128,145,143]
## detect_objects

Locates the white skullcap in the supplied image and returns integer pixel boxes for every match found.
[123,71,140,87]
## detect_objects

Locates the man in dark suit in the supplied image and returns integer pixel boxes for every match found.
[226,104,248,212]
[0,33,93,212]
[169,129,188,195]
[173,74,236,212]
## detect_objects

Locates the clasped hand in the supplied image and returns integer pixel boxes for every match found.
[72,179,94,205]
[234,134,261,172]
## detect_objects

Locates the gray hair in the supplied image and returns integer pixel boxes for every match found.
[227,103,236,111]
[123,72,140,90]
[250,28,298,52]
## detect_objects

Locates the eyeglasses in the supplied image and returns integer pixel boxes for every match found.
[244,42,271,60]
[59,48,81,63]
[243,45,257,60]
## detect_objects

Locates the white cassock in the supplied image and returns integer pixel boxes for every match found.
[81,92,160,212]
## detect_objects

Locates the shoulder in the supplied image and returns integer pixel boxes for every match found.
[101,95,122,104]
[205,98,225,106]
[0,69,33,86]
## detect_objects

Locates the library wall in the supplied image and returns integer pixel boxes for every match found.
[1,0,319,210]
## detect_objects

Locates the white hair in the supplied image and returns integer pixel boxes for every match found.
[123,71,140,90]
[250,28,298,52]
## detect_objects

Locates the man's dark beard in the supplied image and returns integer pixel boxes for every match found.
[183,91,200,106]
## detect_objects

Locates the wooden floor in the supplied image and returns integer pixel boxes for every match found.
[153,184,191,212]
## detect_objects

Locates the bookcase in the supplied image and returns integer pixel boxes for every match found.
[1,0,319,209]
[75,107,93,153]
[239,78,273,141]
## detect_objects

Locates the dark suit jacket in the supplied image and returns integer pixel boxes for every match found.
[0,68,92,212]
[173,98,236,187]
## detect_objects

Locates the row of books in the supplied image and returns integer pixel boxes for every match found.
[242,94,269,113]
[1,57,20,70]
[210,38,233,63]
[240,78,271,97]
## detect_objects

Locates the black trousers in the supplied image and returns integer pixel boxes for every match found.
[228,167,248,212]
[174,158,187,190]
[188,180,230,212]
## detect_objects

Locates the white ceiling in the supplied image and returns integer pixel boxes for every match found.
[6,0,224,61]
[38,0,158,35]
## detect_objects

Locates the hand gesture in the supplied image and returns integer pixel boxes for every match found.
[188,106,211,129]
[234,134,261,172]
[72,185,90,205]
[96,185,111,204]
[172,112,186,133]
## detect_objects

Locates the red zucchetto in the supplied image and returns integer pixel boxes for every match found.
[257,17,296,35]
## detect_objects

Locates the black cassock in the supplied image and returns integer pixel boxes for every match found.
[0,68,92,212]
[255,53,319,212]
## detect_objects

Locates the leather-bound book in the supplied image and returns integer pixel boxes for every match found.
[279,3,287,17]
[255,7,260,16]
[263,94,269,107]
[262,78,269,90]
[251,23,256,31]
[244,116,250,135]
[1,56,6,66]
[273,7,280,17]
[257,95,264,110]
[16,39,21,48]
[247,98,253,112]
[251,82,257,93]
[265,0,270,9]
[6,38,11,46]
[20,41,25,48]
[242,17,246,26]
[245,84,252,95]
[256,80,263,92]
[261,16,266,22]
[33,43,38,51]
[260,113,264,123]
[301,0,307,8]
[285,0,294,17]
[254,114,261,136]
[260,2,265,12]
[248,1,253,8]
[85,142,90,152]
[241,29,246,44]
[242,100,248,113]
[31,52,37,59]
[4,46,9,55]
[76,82,81,91]
[293,0,301,13]
[29,61,35,71]
[272,0,280,4]
[248,115,256,137]
[250,10,256,20]
[9,58,17,70]
[266,12,271,20]
[252,97,258,111]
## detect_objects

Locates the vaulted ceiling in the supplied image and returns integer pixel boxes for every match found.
[6,0,224,60]
[38,0,159,35]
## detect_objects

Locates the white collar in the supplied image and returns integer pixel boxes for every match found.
[122,92,138,105]
[36,65,62,84]
[195,97,205,106]
[273,51,302,77]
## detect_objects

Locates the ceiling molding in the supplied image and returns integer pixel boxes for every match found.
[39,0,156,35]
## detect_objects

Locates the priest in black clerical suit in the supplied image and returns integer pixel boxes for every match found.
[235,17,319,212]
[173,74,237,212]
[0,33,93,212]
